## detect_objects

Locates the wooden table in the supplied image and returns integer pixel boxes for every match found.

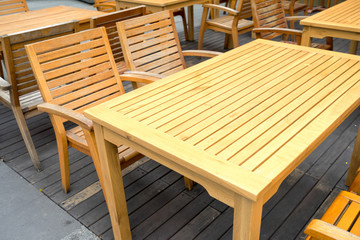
[115,0,208,41]
[301,0,360,54]
[85,39,360,240]
[0,5,104,35]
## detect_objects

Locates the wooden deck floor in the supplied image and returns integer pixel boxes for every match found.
[1,27,359,240]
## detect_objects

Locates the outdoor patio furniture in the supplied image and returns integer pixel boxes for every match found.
[304,169,360,239]
[198,0,253,49]
[308,0,340,13]
[94,0,116,12]
[0,21,78,171]
[116,10,222,77]
[90,6,147,77]
[84,39,360,239]
[0,0,29,16]
[251,0,332,50]
[115,0,208,41]
[283,0,308,29]
[25,27,158,193]
[301,0,359,55]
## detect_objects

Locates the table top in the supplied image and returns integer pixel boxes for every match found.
[85,39,360,201]
[0,5,104,36]
[115,0,206,7]
[300,0,360,32]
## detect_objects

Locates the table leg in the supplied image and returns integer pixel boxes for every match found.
[94,123,132,240]
[187,5,194,41]
[349,40,359,55]
[301,26,312,47]
[233,195,263,240]
[346,123,360,186]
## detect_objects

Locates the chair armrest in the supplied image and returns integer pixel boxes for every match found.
[202,4,239,16]
[0,77,11,91]
[305,219,360,240]
[93,3,116,11]
[286,16,308,22]
[182,50,222,58]
[252,28,303,36]
[38,103,93,131]
[122,71,165,82]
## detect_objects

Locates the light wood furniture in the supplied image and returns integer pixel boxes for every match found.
[116,10,222,77]
[0,5,104,40]
[251,0,332,50]
[198,0,253,50]
[0,22,78,171]
[304,170,360,240]
[308,0,340,13]
[25,27,158,193]
[84,39,360,240]
[94,0,117,12]
[0,0,29,16]
[301,0,359,55]
[90,6,147,75]
[115,0,209,41]
[283,0,308,29]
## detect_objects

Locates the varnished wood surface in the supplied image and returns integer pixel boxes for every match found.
[0,5,104,35]
[1,26,360,239]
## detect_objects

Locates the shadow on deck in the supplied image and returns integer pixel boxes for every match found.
[0,27,359,240]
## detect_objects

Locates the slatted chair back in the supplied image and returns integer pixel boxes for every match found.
[116,10,186,77]
[251,0,288,40]
[90,6,146,74]
[26,27,125,122]
[0,0,29,16]
[1,22,79,109]
[94,0,116,13]
[233,0,252,19]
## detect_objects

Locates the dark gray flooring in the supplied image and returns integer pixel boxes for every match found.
[1,22,359,240]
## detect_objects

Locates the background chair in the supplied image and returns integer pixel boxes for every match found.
[283,0,308,29]
[251,0,332,50]
[0,21,78,171]
[26,27,157,193]
[0,0,29,16]
[304,169,360,240]
[198,0,253,50]
[308,0,340,13]
[93,0,116,13]
[90,6,146,77]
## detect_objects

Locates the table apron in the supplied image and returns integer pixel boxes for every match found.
[103,126,252,207]
[117,0,208,12]
[303,26,360,41]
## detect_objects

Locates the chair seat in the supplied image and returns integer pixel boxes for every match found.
[305,191,360,239]
[283,0,307,12]
[66,125,141,166]
[0,89,43,112]
[207,16,254,31]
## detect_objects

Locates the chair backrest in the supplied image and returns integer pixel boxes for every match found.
[90,6,146,73]
[0,0,28,16]
[231,0,252,19]
[1,21,78,107]
[251,0,288,39]
[116,10,186,77]
[94,0,116,13]
[25,27,125,121]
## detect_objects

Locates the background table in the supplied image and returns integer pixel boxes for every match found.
[0,5,104,35]
[115,0,208,41]
[301,0,360,54]
[85,39,360,239]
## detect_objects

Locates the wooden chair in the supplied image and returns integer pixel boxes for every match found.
[25,27,159,193]
[117,10,222,77]
[90,6,146,77]
[116,10,222,189]
[198,0,254,49]
[0,21,78,171]
[283,0,308,29]
[93,0,116,13]
[250,0,332,50]
[304,170,360,240]
[0,0,29,16]
[308,0,340,14]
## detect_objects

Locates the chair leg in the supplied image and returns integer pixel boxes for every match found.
[11,106,42,171]
[180,8,189,41]
[232,30,239,48]
[0,53,4,78]
[184,177,194,191]
[224,34,230,49]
